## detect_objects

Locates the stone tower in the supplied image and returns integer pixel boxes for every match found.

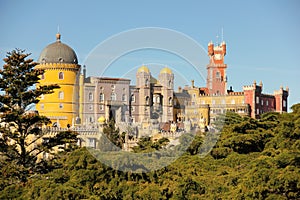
[36,33,81,127]
[207,41,227,95]
[159,67,174,122]
[136,65,151,122]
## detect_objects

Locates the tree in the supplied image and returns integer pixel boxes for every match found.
[0,49,77,184]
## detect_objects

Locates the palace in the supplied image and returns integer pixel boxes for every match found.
[35,33,289,133]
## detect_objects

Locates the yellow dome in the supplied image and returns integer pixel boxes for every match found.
[160,67,172,74]
[137,65,150,73]
[98,116,106,123]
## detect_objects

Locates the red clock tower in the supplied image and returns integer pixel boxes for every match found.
[207,41,227,95]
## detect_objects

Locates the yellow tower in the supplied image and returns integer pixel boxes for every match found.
[36,33,81,128]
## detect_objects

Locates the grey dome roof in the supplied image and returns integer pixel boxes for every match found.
[38,33,78,64]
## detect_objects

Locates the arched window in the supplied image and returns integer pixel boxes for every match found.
[145,79,149,86]
[169,97,172,106]
[99,93,104,102]
[58,91,64,99]
[58,72,64,80]
[156,96,160,103]
[168,80,172,87]
[145,96,149,105]
[131,94,135,102]
[111,93,116,101]
[88,92,93,101]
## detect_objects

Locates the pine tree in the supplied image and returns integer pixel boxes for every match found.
[0,49,77,183]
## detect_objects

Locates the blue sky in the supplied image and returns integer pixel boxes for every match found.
[0,0,299,109]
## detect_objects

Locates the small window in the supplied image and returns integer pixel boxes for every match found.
[212,100,216,105]
[59,103,63,109]
[216,71,221,79]
[131,106,135,113]
[169,97,172,106]
[122,94,126,102]
[283,100,287,107]
[231,99,235,104]
[261,100,264,106]
[89,105,93,111]
[156,96,160,103]
[88,138,96,148]
[256,96,259,104]
[222,99,225,104]
[145,96,149,105]
[100,104,104,111]
[58,72,64,80]
[58,91,64,99]
[256,109,259,115]
[266,100,269,106]
[41,73,45,80]
[145,79,149,86]
[111,93,116,101]
[40,104,44,109]
[99,93,104,102]
[168,80,172,87]
[131,94,135,102]
[89,116,94,123]
[89,92,93,101]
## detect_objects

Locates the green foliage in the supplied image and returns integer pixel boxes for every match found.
[1,99,300,199]
[0,49,77,185]
[100,119,123,151]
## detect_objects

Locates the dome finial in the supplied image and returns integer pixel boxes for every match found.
[56,32,61,42]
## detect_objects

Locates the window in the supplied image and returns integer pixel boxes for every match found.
[58,91,64,99]
[256,109,259,115]
[168,80,172,87]
[212,100,216,105]
[261,100,264,106]
[40,104,44,109]
[111,85,115,90]
[231,99,235,104]
[169,97,172,106]
[41,73,45,80]
[156,96,160,103]
[131,94,135,102]
[88,138,96,148]
[99,93,104,102]
[88,92,93,101]
[58,72,64,80]
[216,71,221,79]
[266,100,269,106]
[111,93,116,101]
[283,100,287,107]
[201,100,205,104]
[59,103,63,109]
[145,79,149,86]
[100,104,104,111]
[256,96,259,104]
[131,106,135,113]
[122,94,126,102]
[89,105,93,111]
[89,116,94,123]
[222,99,225,104]
[145,96,149,105]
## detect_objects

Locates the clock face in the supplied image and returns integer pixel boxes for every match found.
[214,53,222,60]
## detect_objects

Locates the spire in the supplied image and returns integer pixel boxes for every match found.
[56,32,61,42]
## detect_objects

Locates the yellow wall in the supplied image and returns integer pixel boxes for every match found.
[36,63,80,128]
